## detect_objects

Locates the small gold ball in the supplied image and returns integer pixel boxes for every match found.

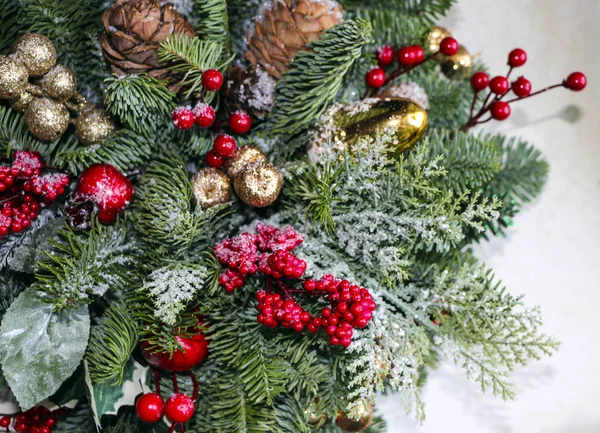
[440,45,473,79]
[75,108,115,145]
[25,97,69,141]
[306,398,327,427]
[10,91,35,113]
[12,33,57,77]
[191,168,231,209]
[233,162,282,208]
[225,145,268,178]
[0,55,29,99]
[335,402,374,433]
[40,64,77,100]
[426,26,452,56]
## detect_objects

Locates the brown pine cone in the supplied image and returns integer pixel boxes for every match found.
[223,65,277,120]
[100,0,196,88]
[245,0,344,80]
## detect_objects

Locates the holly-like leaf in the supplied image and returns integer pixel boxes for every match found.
[0,287,90,410]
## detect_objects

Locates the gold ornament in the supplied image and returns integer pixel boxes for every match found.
[191,168,231,209]
[75,108,115,145]
[225,145,268,178]
[440,45,473,79]
[233,162,282,208]
[40,65,77,100]
[426,26,452,57]
[12,33,57,77]
[9,91,35,113]
[335,402,374,433]
[0,55,29,99]
[25,97,69,141]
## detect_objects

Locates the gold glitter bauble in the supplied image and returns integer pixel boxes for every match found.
[335,402,374,433]
[191,168,231,209]
[12,33,57,77]
[425,26,452,57]
[9,91,35,113]
[233,162,282,208]
[0,55,29,99]
[440,45,473,79]
[225,145,268,178]
[25,97,69,141]
[75,108,115,145]
[40,64,77,100]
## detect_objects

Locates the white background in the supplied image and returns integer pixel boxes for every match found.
[380,1,600,432]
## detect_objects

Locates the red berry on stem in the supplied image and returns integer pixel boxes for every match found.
[412,46,425,64]
[489,76,510,95]
[164,394,195,423]
[397,46,418,65]
[439,37,459,56]
[365,67,386,88]
[44,416,56,428]
[213,134,237,157]
[193,103,216,128]
[74,164,134,217]
[228,111,252,134]
[512,76,532,97]
[470,72,490,91]
[14,422,28,433]
[490,101,511,120]
[508,48,527,67]
[171,107,195,130]
[205,150,225,168]
[565,72,587,91]
[136,393,165,423]
[202,69,223,92]
[377,45,394,66]
[0,417,10,428]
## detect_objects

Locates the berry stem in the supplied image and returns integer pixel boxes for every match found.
[171,373,179,393]
[506,66,514,80]
[167,423,177,433]
[190,371,199,400]
[179,424,185,433]
[504,82,565,103]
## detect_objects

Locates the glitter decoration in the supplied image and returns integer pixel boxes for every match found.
[425,26,452,55]
[379,81,429,110]
[335,402,373,433]
[75,108,116,145]
[0,55,29,99]
[24,97,69,141]
[9,91,35,113]
[233,162,282,208]
[191,168,231,209]
[12,33,57,77]
[40,65,77,100]
[225,145,268,178]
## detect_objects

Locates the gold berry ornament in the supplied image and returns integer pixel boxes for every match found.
[25,97,70,141]
[0,55,29,99]
[75,108,116,145]
[233,162,282,208]
[425,26,452,55]
[39,64,77,100]
[9,90,35,113]
[335,402,374,433]
[191,168,231,209]
[11,33,57,77]
[225,145,268,178]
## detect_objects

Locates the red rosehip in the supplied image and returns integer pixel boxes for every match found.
[193,103,216,128]
[365,67,386,88]
[205,150,225,168]
[377,45,395,66]
[213,134,237,157]
[470,72,490,91]
[136,393,165,423]
[164,393,195,423]
[171,107,195,130]
[508,48,527,67]
[74,164,134,215]
[512,76,532,97]
[489,76,510,95]
[228,111,252,134]
[565,72,587,91]
[490,101,511,120]
[201,69,223,92]
[439,37,459,56]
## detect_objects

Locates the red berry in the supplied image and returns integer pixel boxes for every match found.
[377,45,394,66]
[193,104,216,128]
[202,69,223,92]
[365,67,386,88]
[490,101,511,120]
[439,37,459,56]
[14,422,28,432]
[512,76,532,97]
[412,46,425,64]
[213,135,237,157]
[171,107,195,130]
[228,111,252,135]
[565,72,587,91]
[0,417,10,428]
[489,76,510,95]
[164,394,195,423]
[44,416,56,428]
[97,209,117,224]
[508,48,527,67]
[136,393,164,423]
[39,427,50,433]
[205,150,225,168]
[470,72,490,91]
[74,164,134,215]
[397,46,417,66]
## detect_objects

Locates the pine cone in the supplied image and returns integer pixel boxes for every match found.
[101,0,196,88]
[245,0,344,80]
[223,65,277,120]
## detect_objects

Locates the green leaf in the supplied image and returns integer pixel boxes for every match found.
[0,287,90,410]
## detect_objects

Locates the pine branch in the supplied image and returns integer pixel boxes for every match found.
[354,9,428,49]
[194,0,230,58]
[341,0,455,25]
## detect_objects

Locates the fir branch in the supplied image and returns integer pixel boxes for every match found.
[354,9,428,49]
[0,271,27,323]
[266,20,372,138]
[341,0,455,25]
[194,0,230,58]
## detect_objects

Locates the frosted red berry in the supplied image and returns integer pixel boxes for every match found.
[136,393,165,423]
[565,72,587,91]
[164,394,195,423]
[171,107,195,130]
[377,45,394,66]
[74,164,134,217]
[439,37,459,56]
[202,69,223,92]
[205,150,225,168]
[213,134,237,157]
[489,76,510,95]
[365,68,386,88]
[490,101,511,120]
[193,103,216,128]
[512,76,532,97]
[229,111,252,134]
[470,72,490,91]
[508,48,527,67]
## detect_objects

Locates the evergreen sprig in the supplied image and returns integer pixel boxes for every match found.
[341,0,455,25]
[194,0,230,58]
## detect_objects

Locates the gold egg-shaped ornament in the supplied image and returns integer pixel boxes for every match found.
[233,162,282,208]
[25,97,69,141]
[335,402,374,433]
[75,108,115,145]
[0,55,29,99]
[40,64,77,100]
[12,33,57,77]
[426,26,452,58]
[225,145,268,178]
[332,98,428,157]
[10,91,35,113]
[440,45,473,79]
[191,167,231,209]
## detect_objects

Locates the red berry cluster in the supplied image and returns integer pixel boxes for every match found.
[0,406,63,433]
[0,151,68,238]
[256,292,311,331]
[136,392,195,425]
[462,48,587,131]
